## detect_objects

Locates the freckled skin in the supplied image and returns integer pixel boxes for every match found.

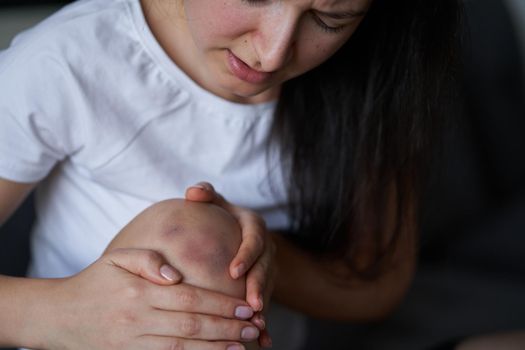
[106,199,244,297]
[143,0,371,103]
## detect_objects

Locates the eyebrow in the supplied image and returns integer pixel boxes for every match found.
[316,9,368,20]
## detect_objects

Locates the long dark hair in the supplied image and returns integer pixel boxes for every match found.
[270,0,463,274]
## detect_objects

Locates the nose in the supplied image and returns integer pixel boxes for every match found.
[253,10,299,72]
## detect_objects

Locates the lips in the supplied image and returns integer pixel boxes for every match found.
[227,50,272,84]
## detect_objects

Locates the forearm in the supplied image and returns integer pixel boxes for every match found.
[270,232,416,322]
[0,275,59,349]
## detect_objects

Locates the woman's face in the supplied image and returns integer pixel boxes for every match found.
[167,0,371,103]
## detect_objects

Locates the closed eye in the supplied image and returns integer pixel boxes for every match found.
[310,12,347,33]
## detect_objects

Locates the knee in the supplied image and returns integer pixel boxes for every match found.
[107,199,245,297]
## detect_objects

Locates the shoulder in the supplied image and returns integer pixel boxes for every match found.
[0,1,137,120]
[0,0,174,125]
[0,0,138,77]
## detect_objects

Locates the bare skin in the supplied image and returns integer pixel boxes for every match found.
[105,199,260,349]
[0,0,417,345]
[186,181,416,322]
[0,172,413,349]
[0,179,261,350]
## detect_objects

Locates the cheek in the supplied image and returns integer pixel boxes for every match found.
[291,19,354,74]
[183,0,253,48]
[295,39,343,74]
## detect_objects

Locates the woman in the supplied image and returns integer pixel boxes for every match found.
[0,0,462,348]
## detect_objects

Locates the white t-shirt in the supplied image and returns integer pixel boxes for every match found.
[0,0,290,279]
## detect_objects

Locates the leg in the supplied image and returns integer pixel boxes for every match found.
[106,199,258,349]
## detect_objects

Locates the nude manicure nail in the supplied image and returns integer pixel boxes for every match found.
[235,306,254,319]
[160,264,179,281]
[241,326,260,340]
[254,315,266,329]
[234,263,245,278]
[227,345,244,350]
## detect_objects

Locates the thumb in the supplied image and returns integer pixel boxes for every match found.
[185,181,216,202]
[104,248,182,285]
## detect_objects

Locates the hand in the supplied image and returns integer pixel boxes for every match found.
[185,182,276,348]
[45,248,260,350]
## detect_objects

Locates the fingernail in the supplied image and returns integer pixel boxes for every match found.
[190,184,206,190]
[241,326,260,340]
[227,345,245,350]
[234,263,245,279]
[160,264,179,281]
[235,306,253,319]
[254,315,266,330]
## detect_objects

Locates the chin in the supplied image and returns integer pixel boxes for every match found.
[227,82,278,102]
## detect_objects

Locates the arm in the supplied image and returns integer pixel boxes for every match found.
[271,227,416,321]
[0,177,52,347]
[1,247,255,349]
[274,182,417,321]
[0,177,171,348]
[0,177,35,226]
[186,181,417,323]
[0,179,257,349]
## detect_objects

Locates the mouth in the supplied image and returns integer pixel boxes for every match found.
[226,50,272,85]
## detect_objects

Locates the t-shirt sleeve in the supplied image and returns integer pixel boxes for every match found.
[0,45,84,183]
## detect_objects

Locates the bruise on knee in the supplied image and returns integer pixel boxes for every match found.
[106,199,245,297]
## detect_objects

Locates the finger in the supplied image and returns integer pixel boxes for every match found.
[259,329,273,348]
[150,283,255,320]
[104,248,182,285]
[136,335,247,350]
[251,312,266,330]
[229,211,267,279]
[146,310,260,342]
[186,181,236,208]
[185,181,218,202]
[245,257,268,312]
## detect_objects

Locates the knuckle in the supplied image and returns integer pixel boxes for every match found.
[180,315,201,337]
[142,250,161,265]
[251,233,265,251]
[167,338,184,350]
[122,282,146,301]
[176,288,200,309]
[112,309,138,328]
[247,268,266,288]
[250,272,265,291]
[256,259,269,275]
[166,339,185,350]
